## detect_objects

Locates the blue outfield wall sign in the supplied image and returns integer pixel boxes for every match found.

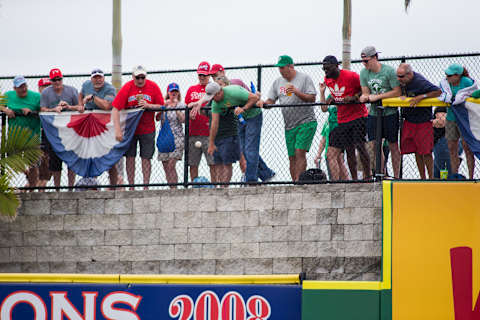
[0,283,301,320]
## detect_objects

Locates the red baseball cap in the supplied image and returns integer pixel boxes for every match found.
[38,78,51,87]
[49,68,63,80]
[210,64,224,75]
[197,61,210,75]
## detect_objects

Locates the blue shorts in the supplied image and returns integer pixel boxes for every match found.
[213,135,240,165]
[366,112,399,143]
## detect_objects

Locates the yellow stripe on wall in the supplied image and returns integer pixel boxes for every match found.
[303,281,382,290]
[382,181,392,290]
[0,273,300,285]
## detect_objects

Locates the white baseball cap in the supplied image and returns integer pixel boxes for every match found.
[132,65,147,77]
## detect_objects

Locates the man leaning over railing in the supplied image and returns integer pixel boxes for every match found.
[359,46,401,179]
[1,76,41,189]
[396,63,441,179]
[257,55,317,182]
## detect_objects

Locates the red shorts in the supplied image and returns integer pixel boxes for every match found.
[400,120,433,155]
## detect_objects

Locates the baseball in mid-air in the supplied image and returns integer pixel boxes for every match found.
[195,141,202,148]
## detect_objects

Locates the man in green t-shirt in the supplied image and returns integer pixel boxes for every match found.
[359,46,401,178]
[1,76,41,188]
[203,82,259,185]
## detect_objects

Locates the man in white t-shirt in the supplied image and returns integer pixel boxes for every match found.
[257,55,317,181]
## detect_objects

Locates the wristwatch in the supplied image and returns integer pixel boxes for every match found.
[423,94,427,99]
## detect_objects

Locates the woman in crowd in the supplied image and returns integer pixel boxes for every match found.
[439,64,477,179]
[156,83,185,188]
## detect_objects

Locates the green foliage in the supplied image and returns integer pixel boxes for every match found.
[0,125,42,218]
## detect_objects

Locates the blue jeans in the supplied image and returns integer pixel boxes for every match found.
[433,137,451,178]
[238,113,275,182]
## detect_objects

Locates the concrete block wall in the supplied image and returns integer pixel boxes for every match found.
[0,184,383,280]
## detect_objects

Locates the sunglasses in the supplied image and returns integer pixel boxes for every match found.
[135,76,146,80]
[396,74,406,78]
[446,74,456,78]
[51,78,63,82]
[361,59,371,64]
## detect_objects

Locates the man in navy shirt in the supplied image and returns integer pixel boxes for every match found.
[396,63,441,179]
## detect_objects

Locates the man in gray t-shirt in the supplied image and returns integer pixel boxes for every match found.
[40,68,82,188]
[258,55,317,181]
[79,68,120,186]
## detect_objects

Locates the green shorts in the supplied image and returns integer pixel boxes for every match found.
[285,121,318,157]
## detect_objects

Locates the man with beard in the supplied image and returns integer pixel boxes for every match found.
[320,55,370,180]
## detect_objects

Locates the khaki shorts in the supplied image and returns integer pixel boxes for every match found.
[445,120,461,141]
[188,135,214,166]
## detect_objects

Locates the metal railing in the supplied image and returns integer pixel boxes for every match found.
[1,52,479,190]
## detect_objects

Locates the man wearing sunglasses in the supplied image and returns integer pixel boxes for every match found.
[40,68,82,187]
[396,63,441,179]
[359,46,402,178]
[112,65,164,190]
[79,68,120,186]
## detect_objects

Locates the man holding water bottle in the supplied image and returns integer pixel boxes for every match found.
[203,82,259,185]
[210,64,276,183]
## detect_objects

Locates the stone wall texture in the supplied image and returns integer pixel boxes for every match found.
[1,184,383,280]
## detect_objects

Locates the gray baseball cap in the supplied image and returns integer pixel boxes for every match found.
[204,82,221,101]
[361,46,380,57]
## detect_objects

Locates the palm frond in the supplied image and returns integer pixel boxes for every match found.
[0,174,20,219]
[0,126,42,174]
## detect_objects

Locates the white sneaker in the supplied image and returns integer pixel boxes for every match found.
[263,172,276,183]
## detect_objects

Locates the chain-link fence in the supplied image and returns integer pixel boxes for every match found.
[1,52,479,189]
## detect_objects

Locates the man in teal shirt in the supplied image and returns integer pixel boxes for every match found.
[1,76,41,188]
[359,46,401,178]
[203,82,259,185]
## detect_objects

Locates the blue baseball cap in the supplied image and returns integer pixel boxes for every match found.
[445,63,464,76]
[167,82,180,92]
[13,76,27,88]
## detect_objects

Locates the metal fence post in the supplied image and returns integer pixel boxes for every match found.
[257,65,262,92]
[375,104,384,181]
[183,105,190,188]
[0,113,5,176]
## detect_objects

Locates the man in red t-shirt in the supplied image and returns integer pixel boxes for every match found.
[319,55,371,180]
[185,61,215,182]
[112,65,164,189]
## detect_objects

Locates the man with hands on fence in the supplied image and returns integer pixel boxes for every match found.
[358,46,401,179]
[319,55,370,181]
[257,55,317,182]
[396,63,441,179]
[40,68,81,187]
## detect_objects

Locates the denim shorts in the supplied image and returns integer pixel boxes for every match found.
[213,135,240,165]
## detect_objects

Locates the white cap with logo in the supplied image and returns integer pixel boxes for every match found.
[132,65,147,76]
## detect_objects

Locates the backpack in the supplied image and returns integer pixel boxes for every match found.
[298,168,327,183]
[156,113,176,153]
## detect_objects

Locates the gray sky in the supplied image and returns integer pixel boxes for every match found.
[0,0,478,77]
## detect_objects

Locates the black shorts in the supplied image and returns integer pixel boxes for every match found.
[329,117,367,150]
[366,112,399,143]
[44,138,63,172]
[125,132,155,159]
